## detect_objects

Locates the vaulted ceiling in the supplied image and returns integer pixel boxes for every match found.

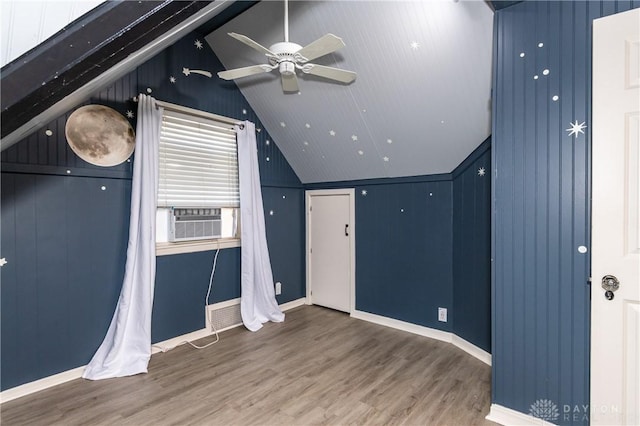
[206,1,494,183]
[1,0,495,184]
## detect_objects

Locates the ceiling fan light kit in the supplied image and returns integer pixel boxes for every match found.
[217,0,356,92]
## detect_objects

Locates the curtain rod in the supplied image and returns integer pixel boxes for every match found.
[154,99,245,129]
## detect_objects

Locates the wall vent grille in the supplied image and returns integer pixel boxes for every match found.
[208,302,242,331]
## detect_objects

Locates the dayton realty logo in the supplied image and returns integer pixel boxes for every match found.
[529,399,560,422]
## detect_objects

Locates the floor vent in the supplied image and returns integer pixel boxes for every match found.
[208,302,242,331]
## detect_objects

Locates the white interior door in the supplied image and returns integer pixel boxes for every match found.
[307,190,354,313]
[592,8,640,426]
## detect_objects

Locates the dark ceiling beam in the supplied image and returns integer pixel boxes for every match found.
[488,1,523,11]
[0,0,217,142]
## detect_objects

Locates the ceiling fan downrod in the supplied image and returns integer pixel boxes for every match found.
[284,0,289,43]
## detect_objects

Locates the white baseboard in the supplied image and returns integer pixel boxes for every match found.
[0,297,309,404]
[0,366,86,404]
[206,297,304,313]
[156,297,307,353]
[279,297,307,312]
[208,297,241,310]
[151,327,218,354]
[486,403,557,425]
[351,309,491,366]
[452,334,492,366]
[351,309,453,343]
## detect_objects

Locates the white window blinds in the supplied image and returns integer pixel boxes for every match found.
[158,108,239,208]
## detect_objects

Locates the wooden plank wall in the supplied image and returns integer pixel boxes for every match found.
[492,2,640,423]
[0,29,304,391]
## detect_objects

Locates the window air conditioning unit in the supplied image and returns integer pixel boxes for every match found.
[169,208,221,242]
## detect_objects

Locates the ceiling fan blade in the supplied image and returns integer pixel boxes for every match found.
[294,34,346,63]
[218,64,275,81]
[281,73,299,92]
[300,64,357,84]
[228,32,276,57]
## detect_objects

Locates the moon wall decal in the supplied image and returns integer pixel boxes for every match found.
[65,104,135,167]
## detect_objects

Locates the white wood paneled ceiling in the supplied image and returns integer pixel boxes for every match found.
[0,1,104,67]
[207,0,493,184]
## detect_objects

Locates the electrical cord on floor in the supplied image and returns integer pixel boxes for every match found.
[152,247,221,353]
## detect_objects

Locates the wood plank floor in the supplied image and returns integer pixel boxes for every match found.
[1,306,494,425]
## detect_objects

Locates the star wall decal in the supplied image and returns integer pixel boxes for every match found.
[566,120,587,139]
[0,258,7,266]
[383,156,389,162]
[361,190,368,196]
[169,76,176,83]
[182,68,212,78]
[194,39,203,49]
[126,110,134,119]
[351,135,358,141]
[329,130,336,136]
[478,167,486,176]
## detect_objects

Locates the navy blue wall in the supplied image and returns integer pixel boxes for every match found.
[263,186,306,303]
[453,139,491,352]
[307,139,492,341]
[1,173,129,388]
[0,29,304,391]
[356,180,454,331]
[153,249,241,343]
[492,1,639,424]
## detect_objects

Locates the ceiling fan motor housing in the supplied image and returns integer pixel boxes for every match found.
[268,42,303,75]
[269,41,302,55]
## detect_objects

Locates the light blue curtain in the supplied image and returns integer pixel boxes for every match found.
[236,121,285,331]
[84,94,163,380]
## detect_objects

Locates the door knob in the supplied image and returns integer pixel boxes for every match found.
[601,275,620,292]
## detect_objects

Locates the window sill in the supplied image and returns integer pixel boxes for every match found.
[156,238,241,256]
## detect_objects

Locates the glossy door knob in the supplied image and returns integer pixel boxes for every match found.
[601,275,620,292]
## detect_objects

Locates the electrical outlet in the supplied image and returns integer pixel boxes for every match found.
[275,281,282,295]
[438,307,447,322]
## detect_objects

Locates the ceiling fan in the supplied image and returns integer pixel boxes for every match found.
[217,0,357,92]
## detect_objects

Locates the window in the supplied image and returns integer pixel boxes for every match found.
[155,103,240,254]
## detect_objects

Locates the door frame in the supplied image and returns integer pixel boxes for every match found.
[305,188,356,314]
